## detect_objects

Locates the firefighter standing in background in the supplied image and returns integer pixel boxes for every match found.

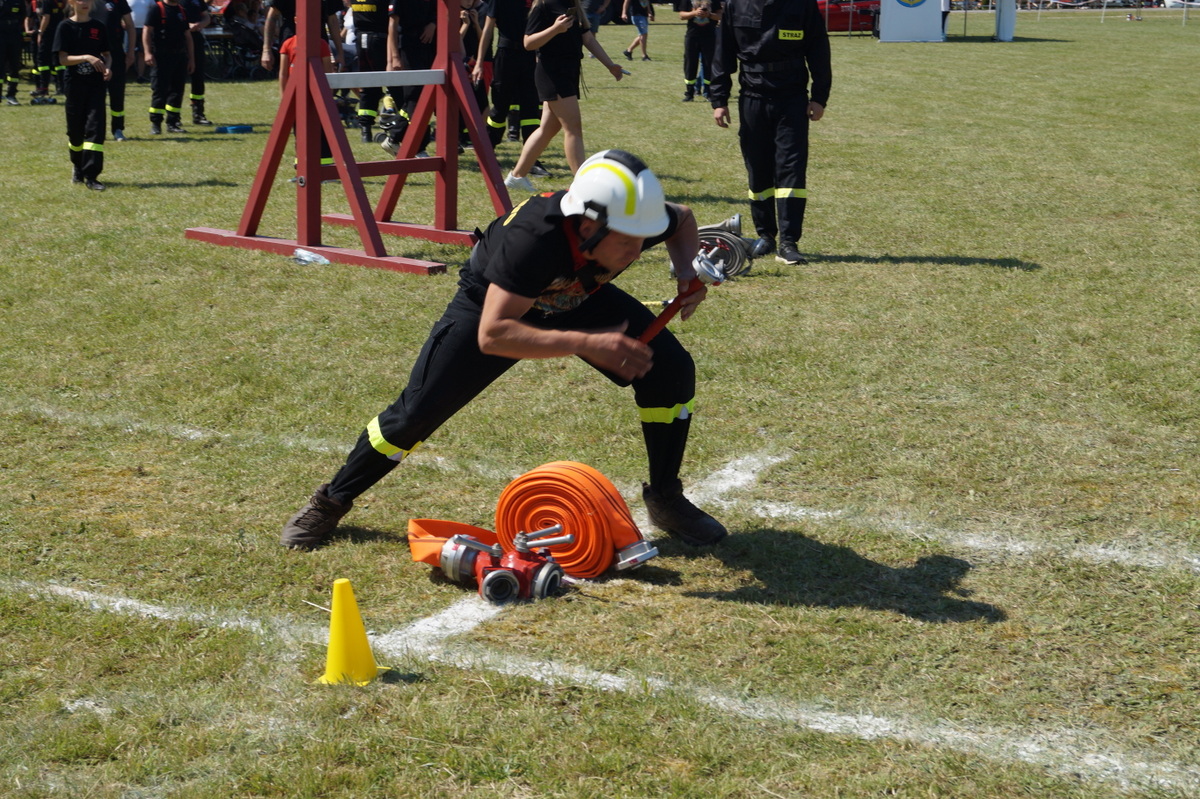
[709,0,830,266]
[142,0,195,133]
[674,0,721,102]
[0,0,27,104]
[350,0,396,144]
[90,0,134,138]
[54,0,110,189]
[472,0,541,157]
[184,0,210,124]
[35,0,67,101]
[380,0,436,155]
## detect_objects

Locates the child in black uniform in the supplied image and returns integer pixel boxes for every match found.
[53,0,110,190]
[142,0,195,134]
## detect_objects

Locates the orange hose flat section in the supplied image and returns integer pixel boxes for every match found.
[494,461,644,579]
[408,519,498,567]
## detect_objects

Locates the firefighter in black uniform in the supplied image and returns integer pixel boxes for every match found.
[142,0,195,133]
[709,0,830,266]
[281,150,728,552]
[380,0,436,155]
[0,0,28,104]
[675,0,721,102]
[473,0,540,151]
[54,0,110,189]
[90,0,133,138]
[183,0,210,124]
[350,0,395,144]
[34,0,67,101]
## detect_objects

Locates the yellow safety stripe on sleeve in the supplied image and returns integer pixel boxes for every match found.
[578,162,637,215]
[398,109,411,121]
[502,196,532,225]
[367,415,418,461]
[638,398,695,424]
[775,187,807,198]
[82,141,104,152]
[748,186,775,201]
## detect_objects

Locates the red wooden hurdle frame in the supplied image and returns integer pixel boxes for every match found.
[185,0,512,274]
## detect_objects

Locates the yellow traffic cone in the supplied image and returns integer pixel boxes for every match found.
[316,578,387,685]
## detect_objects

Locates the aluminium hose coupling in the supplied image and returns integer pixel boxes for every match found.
[434,528,574,604]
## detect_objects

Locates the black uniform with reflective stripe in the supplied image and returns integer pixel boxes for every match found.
[708,0,830,107]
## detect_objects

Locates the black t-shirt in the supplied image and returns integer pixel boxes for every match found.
[459,192,678,317]
[91,0,133,51]
[674,0,721,29]
[389,0,436,42]
[145,0,197,50]
[349,0,388,34]
[52,17,108,81]
[489,0,532,49]
[525,0,586,64]
[626,0,649,14]
[266,0,342,39]
[0,0,27,29]
[39,0,67,30]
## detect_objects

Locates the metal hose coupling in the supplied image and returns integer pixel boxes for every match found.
[407,461,658,593]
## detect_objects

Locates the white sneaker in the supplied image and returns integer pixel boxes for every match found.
[504,172,535,193]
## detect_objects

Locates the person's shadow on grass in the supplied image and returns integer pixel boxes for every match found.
[662,527,1006,623]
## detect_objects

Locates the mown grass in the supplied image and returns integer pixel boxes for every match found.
[2,9,1199,797]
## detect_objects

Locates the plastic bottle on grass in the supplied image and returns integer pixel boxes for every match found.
[292,248,331,265]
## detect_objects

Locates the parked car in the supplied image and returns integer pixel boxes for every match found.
[817,0,880,31]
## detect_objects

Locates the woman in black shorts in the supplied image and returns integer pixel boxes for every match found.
[502,0,624,192]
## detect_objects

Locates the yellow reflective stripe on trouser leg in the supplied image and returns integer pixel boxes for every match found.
[775,187,807,199]
[748,187,775,201]
[637,399,694,425]
[366,416,418,461]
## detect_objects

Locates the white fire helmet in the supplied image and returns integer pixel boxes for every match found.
[560,150,669,239]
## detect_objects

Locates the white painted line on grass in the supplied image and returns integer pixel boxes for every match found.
[8,579,1200,795]
[8,400,1200,573]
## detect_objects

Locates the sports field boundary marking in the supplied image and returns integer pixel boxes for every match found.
[8,401,1200,574]
[8,579,1200,795]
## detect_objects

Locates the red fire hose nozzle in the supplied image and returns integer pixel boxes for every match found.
[638,249,727,344]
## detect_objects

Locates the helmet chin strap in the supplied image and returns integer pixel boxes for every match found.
[577,201,611,254]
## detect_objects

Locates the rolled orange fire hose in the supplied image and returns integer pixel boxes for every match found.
[493,461,644,579]
[408,461,648,580]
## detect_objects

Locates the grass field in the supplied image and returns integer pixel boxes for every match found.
[2,8,1199,797]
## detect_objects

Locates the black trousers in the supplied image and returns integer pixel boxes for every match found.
[354,30,395,127]
[326,284,697,504]
[108,47,127,131]
[682,27,715,96]
[65,75,106,179]
[189,30,206,110]
[485,44,539,147]
[737,91,810,243]
[0,25,21,96]
[149,49,187,123]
